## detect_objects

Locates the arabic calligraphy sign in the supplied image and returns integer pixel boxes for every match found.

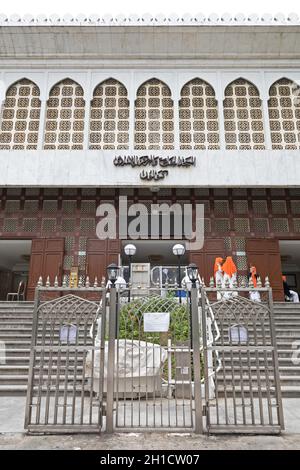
[113,155,196,181]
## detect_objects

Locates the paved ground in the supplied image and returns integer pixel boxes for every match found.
[0,397,300,449]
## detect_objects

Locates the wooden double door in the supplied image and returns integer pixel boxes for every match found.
[27,238,64,300]
[246,238,284,301]
[86,239,121,282]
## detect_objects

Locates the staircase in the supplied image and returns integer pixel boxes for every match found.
[214,302,300,398]
[0,302,35,396]
[0,301,300,397]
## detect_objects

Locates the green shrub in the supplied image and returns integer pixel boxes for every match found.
[118,295,191,343]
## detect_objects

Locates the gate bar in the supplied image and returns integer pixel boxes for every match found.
[106,286,117,433]
[191,285,203,434]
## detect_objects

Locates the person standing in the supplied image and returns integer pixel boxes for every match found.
[248,264,261,302]
[221,256,238,299]
[214,257,224,286]
[282,275,299,302]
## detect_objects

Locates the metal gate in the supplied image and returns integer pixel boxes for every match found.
[25,278,284,435]
[25,285,106,433]
[200,284,284,434]
[105,285,203,433]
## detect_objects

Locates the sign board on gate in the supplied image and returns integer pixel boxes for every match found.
[228,324,248,344]
[60,324,77,343]
[143,312,170,332]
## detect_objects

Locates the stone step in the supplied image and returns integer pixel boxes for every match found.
[216,385,300,398]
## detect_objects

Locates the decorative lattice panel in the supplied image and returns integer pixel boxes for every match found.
[179,79,219,150]
[43,200,58,214]
[5,200,20,213]
[233,200,249,214]
[61,218,76,233]
[224,79,265,150]
[293,219,300,232]
[268,78,300,149]
[235,237,246,251]
[204,219,211,233]
[252,200,268,215]
[24,200,39,214]
[64,236,75,252]
[79,237,87,250]
[23,218,38,232]
[291,200,300,214]
[41,218,56,233]
[63,255,74,270]
[214,200,229,216]
[44,79,85,150]
[134,79,174,150]
[224,236,232,251]
[252,218,269,233]
[271,218,289,232]
[271,200,287,214]
[0,79,41,150]
[62,200,77,214]
[81,200,96,214]
[3,219,18,232]
[290,189,300,196]
[90,79,129,150]
[234,218,250,232]
[80,218,95,234]
[236,255,248,270]
[214,219,230,232]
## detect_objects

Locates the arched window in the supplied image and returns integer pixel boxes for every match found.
[89,79,129,149]
[134,79,174,150]
[179,78,219,149]
[223,79,265,150]
[0,79,41,150]
[268,78,300,149]
[44,79,85,150]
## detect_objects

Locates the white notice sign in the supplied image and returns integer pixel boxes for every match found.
[229,325,248,344]
[60,325,77,343]
[143,312,170,332]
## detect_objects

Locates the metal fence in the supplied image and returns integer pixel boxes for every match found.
[24,276,284,435]
[200,284,284,434]
[24,285,106,433]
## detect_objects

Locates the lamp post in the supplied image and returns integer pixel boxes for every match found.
[172,243,185,303]
[124,243,136,302]
[107,262,120,340]
[107,263,119,287]
[187,263,199,289]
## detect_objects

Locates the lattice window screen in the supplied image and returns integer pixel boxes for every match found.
[268,78,300,149]
[0,79,41,150]
[134,79,174,150]
[44,79,85,150]
[90,79,129,149]
[179,79,219,150]
[223,79,265,150]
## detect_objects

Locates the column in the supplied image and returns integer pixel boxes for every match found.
[83,72,92,150]
[261,91,272,150]
[37,98,47,150]
[216,74,226,151]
